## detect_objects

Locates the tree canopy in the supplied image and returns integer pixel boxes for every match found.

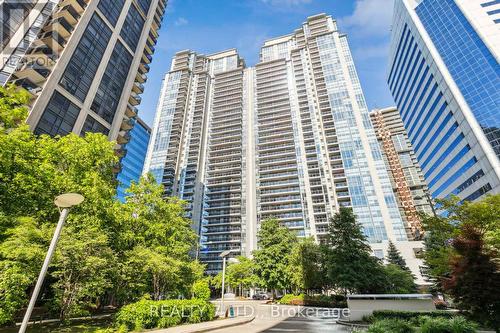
[323,207,387,294]
[0,86,203,325]
[253,218,297,296]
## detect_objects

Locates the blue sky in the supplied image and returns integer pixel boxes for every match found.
[139,0,396,127]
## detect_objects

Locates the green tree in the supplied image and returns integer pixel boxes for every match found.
[421,213,456,292]
[386,240,410,272]
[225,256,259,295]
[287,238,323,293]
[192,278,211,301]
[421,195,500,292]
[0,217,47,326]
[51,222,115,321]
[253,219,297,297]
[0,114,118,320]
[383,264,417,294]
[443,224,500,329]
[114,175,203,302]
[324,207,387,294]
[0,84,30,130]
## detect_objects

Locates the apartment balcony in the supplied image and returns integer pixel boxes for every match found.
[207,178,241,186]
[205,226,241,235]
[260,195,301,204]
[125,104,138,118]
[25,46,58,66]
[132,81,144,94]
[207,185,241,194]
[13,78,42,97]
[129,92,141,106]
[335,181,348,189]
[15,62,51,84]
[207,195,241,203]
[205,201,241,210]
[205,220,241,228]
[336,191,350,198]
[114,144,127,158]
[261,212,303,221]
[259,179,300,189]
[59,0,87,13]
[209,171,241,179]
[260,186,301,197]
[142,52,152,64]
[259,150,296,159]
[116,131,130,144]
[259,171,298,181]
[43,17,73,38]
[139,62,150,74]
[259,156,297,167]
[206,210,241,219]
[40,31,66,53]
[120,117,134,131]
[53,5,81,25]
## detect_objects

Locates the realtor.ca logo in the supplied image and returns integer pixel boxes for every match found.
[1,0,59,69]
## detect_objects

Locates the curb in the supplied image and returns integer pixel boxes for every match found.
[336,320,370,328]
[151,316,255,333]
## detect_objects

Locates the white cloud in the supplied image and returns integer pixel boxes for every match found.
[260,0,312,6]
[174,17,188,26]
[340,0,394,37]
[352,43,390,60]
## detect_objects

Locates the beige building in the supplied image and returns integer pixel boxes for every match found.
[5,0,166,153]
[371,107,434,240]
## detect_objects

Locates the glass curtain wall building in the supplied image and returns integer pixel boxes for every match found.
[387,0,500,203]
[371,106,434,237]
[145,14,426,283]
[5,0,167,153]
[117,116,151,202]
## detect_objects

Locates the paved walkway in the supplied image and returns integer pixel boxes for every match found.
[150,301,352,333]
[151,316,255,333]
[211,301,350,333]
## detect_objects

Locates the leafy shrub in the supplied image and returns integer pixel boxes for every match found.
[372,310,456,322]
[278,294,304,305]
[192,279,211,301]
[366,319,415,333]
[115,299,215,331]
[420,317,477,333]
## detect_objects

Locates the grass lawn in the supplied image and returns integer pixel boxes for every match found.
[0,317,113,333]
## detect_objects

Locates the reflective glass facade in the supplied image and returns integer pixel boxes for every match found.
[117,118,151,202]
[416,0,500,157]
[387,0,499,202]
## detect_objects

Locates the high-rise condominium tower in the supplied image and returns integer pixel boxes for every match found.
[371,107,434,237]
[4,0,166,148]
[145,14,425,282]
[387,0,499,203]
[1,0,59,86]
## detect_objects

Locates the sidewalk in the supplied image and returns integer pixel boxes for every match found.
[150,316,255,333]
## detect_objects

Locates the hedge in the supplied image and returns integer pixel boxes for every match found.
[115,299,215,331]
[371,310,457,322]
[366,319,415,333]
[278,294,347,308]
[420,317,477,333]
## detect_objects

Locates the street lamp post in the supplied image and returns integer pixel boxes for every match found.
[219,250,231,316]
[19,193,84,333]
